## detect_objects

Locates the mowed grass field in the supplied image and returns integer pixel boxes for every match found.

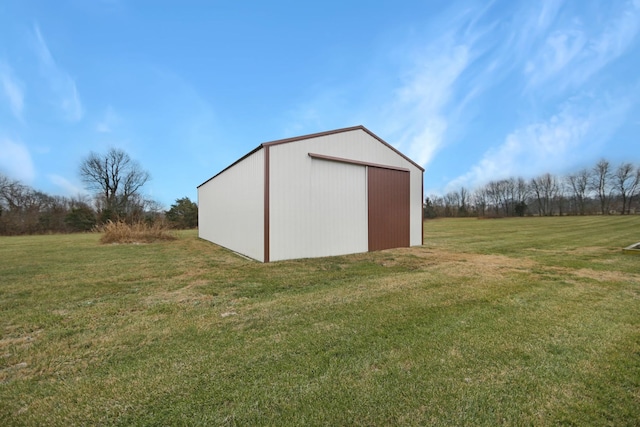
[1,217,639,426]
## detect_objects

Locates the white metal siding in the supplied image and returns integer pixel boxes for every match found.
[410,170,423,246]
[269,149,368,261]
[198,149,264,261]
[268,129,421,261]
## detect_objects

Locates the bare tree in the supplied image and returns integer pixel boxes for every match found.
[423,196,438,218]
[434,194,446,217]
[566,169,591,215]
[529,176,544,216]
[0,173,9,201]
[555,180,568,216]
[444,191,460,217]
[486,180,511,216]
[613,162,639,214]
[459,187,469,216]
[0,173,26,212]
[502,179,516,216]
[485,181,500,216]
[0,174,73,234]
[80,148,150,222]
[591,159,612,215]
[633,166,640,213]
[530,173,558,216]
[473,187,488,217]
[513,177,529,216]
[498,177,529,216]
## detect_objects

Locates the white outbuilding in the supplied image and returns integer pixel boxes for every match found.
[197,125,424,262]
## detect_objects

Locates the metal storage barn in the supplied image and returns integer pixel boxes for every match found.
[197,125,424,262]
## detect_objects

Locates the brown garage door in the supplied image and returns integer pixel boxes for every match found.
[368,167,410,251]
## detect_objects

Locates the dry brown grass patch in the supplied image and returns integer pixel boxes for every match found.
[405,248,537,279]
[571,268,640,284]
[98,220,176,244]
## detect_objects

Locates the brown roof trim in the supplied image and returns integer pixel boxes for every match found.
[197,125,424,188]
[262,125,364,147]
[264,125,425,172]
[308,153,410,172]
[421,169,424,245]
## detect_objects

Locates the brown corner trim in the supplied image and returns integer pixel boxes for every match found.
[264,146,270,263]
[421,170,424,245]
[308,152,411,172]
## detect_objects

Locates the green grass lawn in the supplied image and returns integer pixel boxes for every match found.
[1,216,639,426]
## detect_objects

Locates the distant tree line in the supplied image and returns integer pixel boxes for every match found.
[424,159,640,218]
[0,148,197,235]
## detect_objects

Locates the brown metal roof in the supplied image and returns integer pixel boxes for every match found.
[197,125,424,188]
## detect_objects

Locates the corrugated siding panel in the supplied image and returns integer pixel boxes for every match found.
[197,149,264,261]
[269,143,368,261]
[368,168,410,251]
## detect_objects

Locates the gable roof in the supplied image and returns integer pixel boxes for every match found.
[198,125,423,188]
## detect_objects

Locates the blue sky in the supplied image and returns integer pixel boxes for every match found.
[1,0,639,207]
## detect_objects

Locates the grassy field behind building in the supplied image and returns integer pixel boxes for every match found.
[1,216,639,426]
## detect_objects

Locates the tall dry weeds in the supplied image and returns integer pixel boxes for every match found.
[98,220,176,244]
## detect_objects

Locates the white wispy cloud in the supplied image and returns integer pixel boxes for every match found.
[501,0,564,69]
[378,4,509,169]
[445,91,635,191]
[96,106,121,133]
[274,0,638,193]
[390,42,471,167]
[0,138,35,182]
[535,0,564,31]
[33,24,83,122]
[448,111,589,189]
[580,0,640,79]
[0,62,25,120]
[437,0,640,193]
[48,174,86,196]
[525,28,587,88]
[278,6,497,163]
[525,0,640,91]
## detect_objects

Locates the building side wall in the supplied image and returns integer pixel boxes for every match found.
[198,149,264,261]
[269,129,422,261]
